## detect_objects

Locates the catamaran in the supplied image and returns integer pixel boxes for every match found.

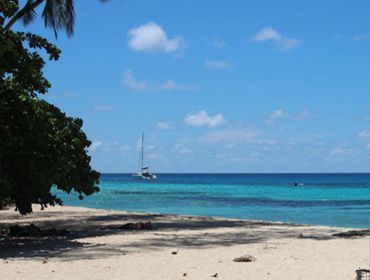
[134,132,156,180]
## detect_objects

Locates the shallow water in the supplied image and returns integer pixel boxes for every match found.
[56,173,370,228]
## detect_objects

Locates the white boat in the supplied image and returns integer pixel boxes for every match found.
[134,132,156,180]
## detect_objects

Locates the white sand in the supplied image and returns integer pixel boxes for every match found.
[0,205,368,280]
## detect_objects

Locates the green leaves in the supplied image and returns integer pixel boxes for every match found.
[0,0,18,18]
[0,27,60,98]
[0,4,100,215]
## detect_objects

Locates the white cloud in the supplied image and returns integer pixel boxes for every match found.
[123,69,149,92]
[329,147,353,157]
[358,130,370,138]
[265,109,311,124]
[89,141,133,154]
[184,110,226,127]
[205,36,226,48]
[223,143,235,149]
[258,139,277,146]
[252,27,281,41]
[295,109,311,120]
[265,109,288,125]
[173,144,192,154]
[156,121,174,130]
[119,145,132,152]
[204,60,233,70]
[123,69,197,93]
[128,22,184,53]
[200,129,258,143]
[89,141,103,152]
[94,104,113,112]
[147,153,161,160]
[118,143,132,152]
[251,27,301,50]
[353,34,370,42]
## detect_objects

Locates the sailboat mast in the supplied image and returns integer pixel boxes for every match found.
[141,132,144,169]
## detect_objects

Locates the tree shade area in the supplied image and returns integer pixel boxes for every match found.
[0,1,100,215]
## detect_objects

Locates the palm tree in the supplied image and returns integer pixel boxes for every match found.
[4,0,108,37]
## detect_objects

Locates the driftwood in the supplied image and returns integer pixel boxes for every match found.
[118,222,152,230]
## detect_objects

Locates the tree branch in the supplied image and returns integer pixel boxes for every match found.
[4,0,45,30]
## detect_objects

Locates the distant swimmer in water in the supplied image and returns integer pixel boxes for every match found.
[294,182,304,187]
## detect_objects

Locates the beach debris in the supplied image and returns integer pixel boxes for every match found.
[42,260,47,264]
[8,224,69,237]
[118,221,152,230]
[211,273,218,278]
[333,230,370,237]
[263,245,277,250]
[233,255,256,262]
[183,273,187,277]
[356,269,370,280]
[171,251,178,255]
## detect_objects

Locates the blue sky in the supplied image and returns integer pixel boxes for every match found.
[16,0,370,172]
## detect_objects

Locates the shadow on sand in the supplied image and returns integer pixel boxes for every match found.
[0,207,357,260]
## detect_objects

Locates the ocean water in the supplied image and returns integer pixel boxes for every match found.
[56,173,370,228]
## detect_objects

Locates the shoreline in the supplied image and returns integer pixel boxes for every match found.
[0,205,369,279]
[67,205,360,230]
[1,203,360,231]
[60,203,370,230]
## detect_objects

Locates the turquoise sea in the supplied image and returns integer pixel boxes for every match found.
[58,173,370,228]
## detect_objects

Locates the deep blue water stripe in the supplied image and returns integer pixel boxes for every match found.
[56,173,370,229]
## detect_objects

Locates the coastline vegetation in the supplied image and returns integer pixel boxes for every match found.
[0,0,101,214]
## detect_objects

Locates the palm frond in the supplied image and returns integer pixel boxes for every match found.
[64,0,75,36]
[21,1,37,25]
[6,0,108,37]
[42,0,58,37]
[41,0,75,37]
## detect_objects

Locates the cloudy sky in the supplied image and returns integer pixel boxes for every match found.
[18,0,370,172]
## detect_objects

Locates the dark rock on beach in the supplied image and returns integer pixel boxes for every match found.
[118,221,152,230]
[233,255,257,262]
[333,229,370,237]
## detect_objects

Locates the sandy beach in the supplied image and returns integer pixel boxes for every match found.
[0,205,368,280]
